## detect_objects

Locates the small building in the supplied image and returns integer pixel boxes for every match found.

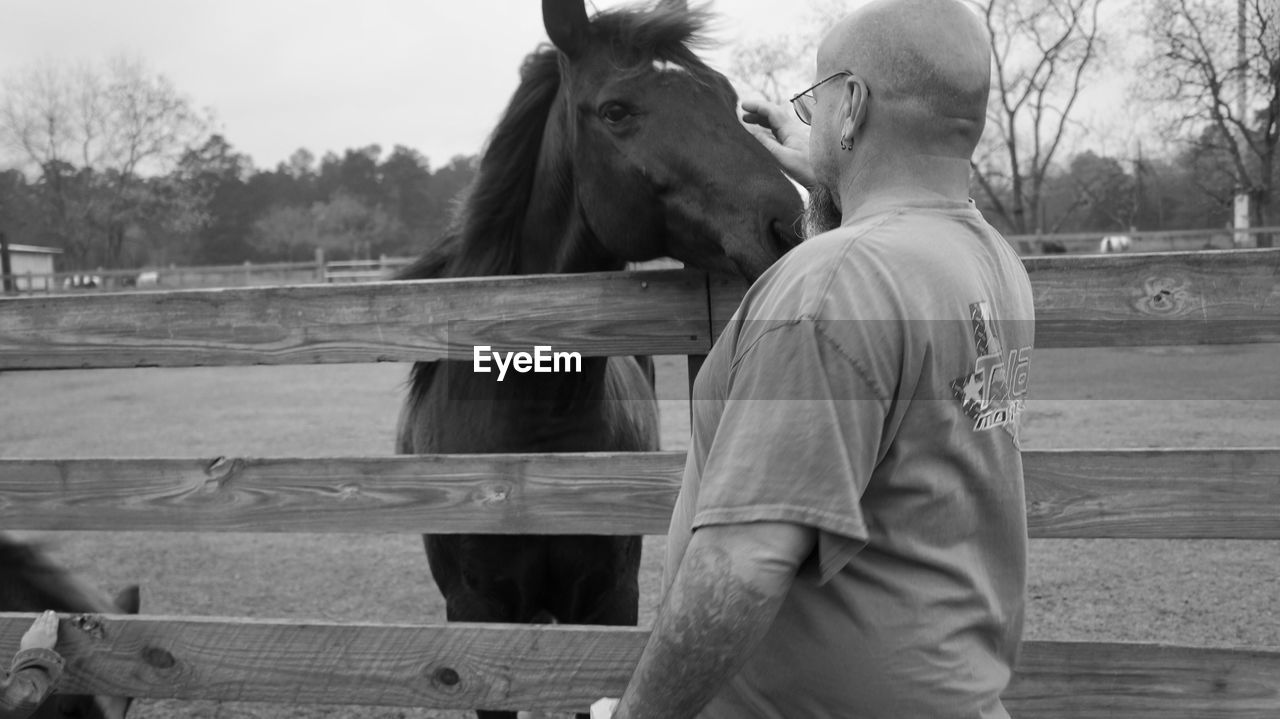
[2,243,62,292]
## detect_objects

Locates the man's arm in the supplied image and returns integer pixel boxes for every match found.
[613,520,816,719]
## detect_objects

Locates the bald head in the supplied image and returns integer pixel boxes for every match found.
[818,0,991,156]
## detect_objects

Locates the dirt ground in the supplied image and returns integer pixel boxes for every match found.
[1,345,1278,718]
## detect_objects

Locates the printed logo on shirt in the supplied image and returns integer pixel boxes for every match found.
[950,301,1031,440]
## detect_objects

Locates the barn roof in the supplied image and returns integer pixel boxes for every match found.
[4,244,63,255]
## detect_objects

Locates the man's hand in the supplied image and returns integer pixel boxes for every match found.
[742,99,816,188]
[20,610,59,652]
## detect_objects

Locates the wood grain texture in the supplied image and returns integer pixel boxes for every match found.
[1024,249,1280,348]
[1024,448,1280,539]
[1,449,1277,538]
[0,453,686,534]
[4,250,1278,370]
[0,270,711,369]
[1007,640,1280,718]
[0,615,1275,716]
[710,249,1280,348]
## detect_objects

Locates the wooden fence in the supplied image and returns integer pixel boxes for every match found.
[1,248,1278,716]
[0,253,417,295]
[1008,224,1280,254]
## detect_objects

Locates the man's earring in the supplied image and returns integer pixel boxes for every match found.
[840,139,853,151]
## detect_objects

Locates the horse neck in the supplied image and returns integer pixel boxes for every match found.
[517,75,627,276]
[513,135,619,394]
[517,201,623,275]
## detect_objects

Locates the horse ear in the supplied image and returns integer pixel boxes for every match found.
[113,585,140,614]
[543,0,591,58]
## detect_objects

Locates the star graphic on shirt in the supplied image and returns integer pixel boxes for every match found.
[959,373,984,406]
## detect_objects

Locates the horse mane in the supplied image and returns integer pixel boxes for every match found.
[0,533,114,613]
[594,3,716,68]
[397,3,715,282]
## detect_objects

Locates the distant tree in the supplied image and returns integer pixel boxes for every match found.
[971,0,1108,236]
[284,148,316,179]
[311,190,399,259]
[420,154,479,243]
[729,39,806,105]
[318,145,382,206]
[177,133,257,263]
[1154,145,1235,228]
[378,146,434,237]
[249,204,315,261]
[1060,150,1138,230]
[1138,0,1278,244]
[0,55,211,266]
[725,0,853,105]
[0,169,37,247]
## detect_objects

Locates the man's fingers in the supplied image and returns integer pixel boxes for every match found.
[20,611,60,650]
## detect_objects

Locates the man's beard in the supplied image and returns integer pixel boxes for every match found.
[803,183,842,238]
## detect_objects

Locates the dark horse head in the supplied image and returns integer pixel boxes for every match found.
[401,0,802,282]
[0,535,140,719]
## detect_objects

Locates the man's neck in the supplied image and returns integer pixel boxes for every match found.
[837,151,973,223]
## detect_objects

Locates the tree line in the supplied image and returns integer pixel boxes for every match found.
[2,0,1277,272]
[0,56,477,271]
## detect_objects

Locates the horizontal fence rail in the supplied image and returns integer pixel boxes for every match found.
[2,449,1277,539]
[0,614,1275,717]
[0,270,712,369]
[3,250,1278,370]
[711,248,1280,348]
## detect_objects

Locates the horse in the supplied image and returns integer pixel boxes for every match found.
[395,1,803,716]
[0,534,140,719]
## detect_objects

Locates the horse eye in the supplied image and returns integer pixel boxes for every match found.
[598,102,633,124]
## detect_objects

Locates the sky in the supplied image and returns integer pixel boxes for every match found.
[0,0,1139,172]
[0,0,823,171]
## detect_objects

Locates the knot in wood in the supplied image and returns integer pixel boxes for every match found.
[477,482,511,505]
[71,614,105,639]
[431,666,462,690]
[203,456,241,491]
[142,646,176,669]
[1134,276,1193,316]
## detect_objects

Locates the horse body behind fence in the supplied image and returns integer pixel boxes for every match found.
[0,534,139,719]
[395,1,802,716]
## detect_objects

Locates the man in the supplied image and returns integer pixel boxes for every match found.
[1,611,64,719]
[601,0,1034,717]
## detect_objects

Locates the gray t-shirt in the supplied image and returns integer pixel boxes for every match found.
[665,197,1034,718]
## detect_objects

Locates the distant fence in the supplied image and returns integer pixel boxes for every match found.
[1009,225,1280,254]
[0,251,416,295]
[5,227,1276,294]
[0,248,1278,715]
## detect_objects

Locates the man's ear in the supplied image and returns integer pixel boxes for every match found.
[840,76,870,148]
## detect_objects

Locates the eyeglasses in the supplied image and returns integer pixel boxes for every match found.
[789,71,853,126]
